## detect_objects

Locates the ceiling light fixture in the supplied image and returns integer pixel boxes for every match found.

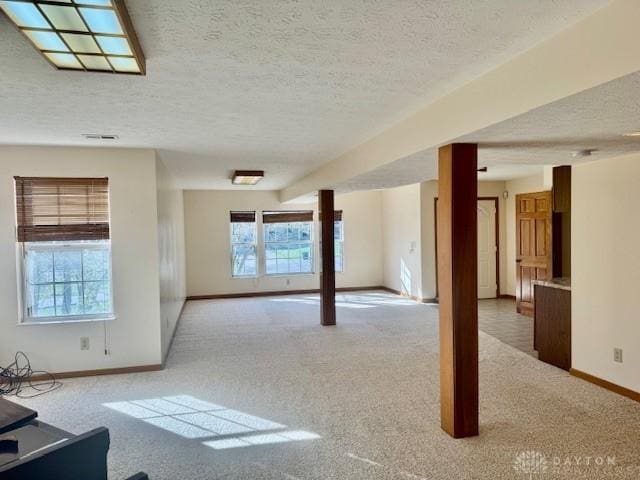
[623,131,640,137]
[0,0,145,75]
[232,170,264,186]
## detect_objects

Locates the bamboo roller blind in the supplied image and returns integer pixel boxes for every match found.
[229,211,256,223]
[14,177,110,242]
[262,211,314,223]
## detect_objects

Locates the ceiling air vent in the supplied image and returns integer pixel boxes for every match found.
[83,134,119,140]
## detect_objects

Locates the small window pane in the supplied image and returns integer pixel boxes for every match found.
[77,0,112,6]
[79,7,122,34]
[84,281,110,314]
[83,248,109,281]
[232,245,256,277]
[0,1,50,28]
[265,245,276,260]
[95,35,132,55]
[32,284,55,317]
[287,224,299,241]
[108,56,139,73]
[61,33,101,53]
[265,225,276,242]
[54,283,83,316]
[265,259,276,274]
[300,224,311,240]
[54,250,82,282]
[28,250,54,284]
[78,54,111,71]
[45,52,83,69]
[276,258,288,274]
[40,5,88,31]
[24,30,68,52]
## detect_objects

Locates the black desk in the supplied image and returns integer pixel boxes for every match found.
[0,397,147,480]
[0,421,69,469]
[0,398,37,435]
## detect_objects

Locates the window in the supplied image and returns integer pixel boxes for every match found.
[230,211,257,277]
[15,176,113,322]
[334,211,344,272]
[263,211,313,275]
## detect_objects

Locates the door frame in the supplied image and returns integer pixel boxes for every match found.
[435,196,500,299]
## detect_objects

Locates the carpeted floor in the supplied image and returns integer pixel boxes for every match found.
[11,291,640,479]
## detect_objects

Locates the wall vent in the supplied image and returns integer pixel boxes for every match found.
[83,134,119,140]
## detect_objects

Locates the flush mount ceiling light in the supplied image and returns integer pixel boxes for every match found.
[232,170,264,186]
[623,131,640,137]
[0,0,145,75]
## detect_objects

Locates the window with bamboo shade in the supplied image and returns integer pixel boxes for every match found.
[14,177,113,323]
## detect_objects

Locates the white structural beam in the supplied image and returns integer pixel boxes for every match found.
[280,0,640,202]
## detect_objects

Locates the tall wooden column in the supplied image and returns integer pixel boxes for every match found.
[319,190,336,326]
[437,143,479,438]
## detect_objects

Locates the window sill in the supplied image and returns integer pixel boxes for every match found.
[264,272,316,278]
[19,315,116,326]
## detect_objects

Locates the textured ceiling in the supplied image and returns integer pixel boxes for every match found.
[335,71,640,193]
[0,0,609,189]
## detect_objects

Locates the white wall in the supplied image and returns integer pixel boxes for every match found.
[184,189,383,296]
[156,157,186,359]
[382,184,422,299]
[572,153,640,393]
[419,180,508,300]
[0,147,163,373]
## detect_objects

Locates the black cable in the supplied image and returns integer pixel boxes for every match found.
[0,351,62,399]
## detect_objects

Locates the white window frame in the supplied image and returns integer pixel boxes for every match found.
[263,221,314,276]
[335,219,344,273]
[230,220,258,278]
[20,240,115,324]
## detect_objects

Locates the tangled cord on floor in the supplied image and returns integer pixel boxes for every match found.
[0,351,62,398]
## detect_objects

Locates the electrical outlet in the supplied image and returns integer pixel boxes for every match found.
[614,348,623,363]
[80,337,90,351]
[286,279,290,286]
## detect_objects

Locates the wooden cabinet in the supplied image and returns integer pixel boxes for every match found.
[534,283,571,371]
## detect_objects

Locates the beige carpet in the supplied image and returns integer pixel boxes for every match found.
[11,291,640,479]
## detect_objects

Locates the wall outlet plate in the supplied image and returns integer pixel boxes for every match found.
[80,337,90,351]
[614,348,623,363]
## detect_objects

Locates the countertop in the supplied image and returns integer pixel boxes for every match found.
[532,277,571,291]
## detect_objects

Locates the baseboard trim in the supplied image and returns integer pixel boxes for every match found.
[570,368,640,403]
[499,294,516,299]
[378,286,436,303]
[186,286,386,301]
[29,364,163,382]
[163,299,187,366]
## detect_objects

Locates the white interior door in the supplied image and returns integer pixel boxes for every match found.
[477,199,497,299]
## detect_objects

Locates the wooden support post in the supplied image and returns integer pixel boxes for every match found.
[437,143,479,438]
[319,190,336,326]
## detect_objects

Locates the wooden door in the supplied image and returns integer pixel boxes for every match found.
[516,191,552,315]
